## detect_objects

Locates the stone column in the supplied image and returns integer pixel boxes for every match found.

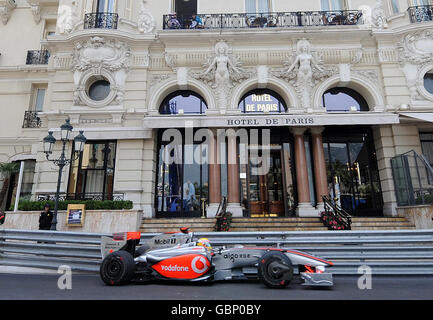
[291,127,317,217]
[207,129,221,217]
[311,127,329,211]
[226,131,242,217]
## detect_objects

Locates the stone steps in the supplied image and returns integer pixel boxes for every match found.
[139,216,416,233]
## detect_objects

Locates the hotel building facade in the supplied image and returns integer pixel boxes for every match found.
[1,0,433,221]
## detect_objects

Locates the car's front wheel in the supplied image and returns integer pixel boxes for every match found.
[258,251,293,289]
[100,250,135,286]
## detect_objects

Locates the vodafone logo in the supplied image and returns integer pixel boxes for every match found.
[191,256,209,274]
[160,265,189,272]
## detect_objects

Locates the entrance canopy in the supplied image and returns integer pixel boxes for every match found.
[400,112,433,123]
[143,113,399,129]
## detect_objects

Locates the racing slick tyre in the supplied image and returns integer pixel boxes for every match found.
[100,250,135,286]
[258,251,293,289]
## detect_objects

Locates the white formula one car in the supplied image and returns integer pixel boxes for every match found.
[100,228,334,288]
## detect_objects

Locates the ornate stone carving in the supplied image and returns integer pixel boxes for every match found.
[71,37,131,108]
[72,37,131,73]
[352,69,380,86]
[397,30,433,65]
[149,73,172,88]
[397,30,433,102]
[137,0,155,34]
[57,1,78,35]
[191,40,252,109]
[274,39,337,110]
[371,0,387,29]
[0,0,16,25]
[29,3,41,24]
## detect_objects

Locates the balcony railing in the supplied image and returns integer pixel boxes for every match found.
[84,12,119,29]
[163,10,363,30]
[26,50,50,65]
[408,5,433,23]
[37,192,125,201]
[22,111,41,128]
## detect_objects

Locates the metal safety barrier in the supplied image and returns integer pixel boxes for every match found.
[1,229,433,275]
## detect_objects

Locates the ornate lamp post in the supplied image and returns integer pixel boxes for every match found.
[43,119,87,230]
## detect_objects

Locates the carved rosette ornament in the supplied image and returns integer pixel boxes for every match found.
[191,40,252,110]
[397,30,433,102]
[71,37,131,108]
[273,39,337,110]
[137,0,155,34]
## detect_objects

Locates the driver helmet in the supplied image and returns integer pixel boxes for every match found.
[197,238,212,251]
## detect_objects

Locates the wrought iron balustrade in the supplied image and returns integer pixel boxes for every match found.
[84,12,119,29]
[322,195,352,230]
[408,5,433,23]
[37,192,125,201]
[22,111,41,128]
[26,50,50,65]
[163,10,363,30]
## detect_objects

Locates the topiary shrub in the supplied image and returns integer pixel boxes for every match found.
[10,200,133,211]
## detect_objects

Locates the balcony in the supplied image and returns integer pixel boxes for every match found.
[26,50,50,65]
[84,12,119,29]
[408,5,433,23]
[163,10,363,30]
[22,111,41,128]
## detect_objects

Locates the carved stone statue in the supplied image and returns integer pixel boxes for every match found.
[281,39,330,110]
[193,40,250,109]
[57,1,78,35]
[138,0,155,34]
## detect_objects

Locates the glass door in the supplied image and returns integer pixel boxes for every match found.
[248,146,285,217]
[324,130,383,216]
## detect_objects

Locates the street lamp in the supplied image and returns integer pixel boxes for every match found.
[43,119,87,230]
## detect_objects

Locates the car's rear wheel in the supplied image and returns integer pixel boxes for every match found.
[258,251,293,288]
[100,250,135,286]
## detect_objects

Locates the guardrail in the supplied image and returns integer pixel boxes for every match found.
[1,229,433,275]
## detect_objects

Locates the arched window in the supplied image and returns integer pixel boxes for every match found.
[322,87,369,112]
[238,89,287,113]
[159,91,207,115]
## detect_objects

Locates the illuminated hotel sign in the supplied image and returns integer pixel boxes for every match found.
[244,94,280,112]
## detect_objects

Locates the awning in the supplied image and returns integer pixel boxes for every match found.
[400,112,433,123]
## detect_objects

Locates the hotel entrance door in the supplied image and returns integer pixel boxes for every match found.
[246,146,292,217]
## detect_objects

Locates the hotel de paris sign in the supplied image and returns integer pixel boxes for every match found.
[144,113,400,129]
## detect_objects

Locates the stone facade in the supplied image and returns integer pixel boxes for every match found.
[1,0,433,220]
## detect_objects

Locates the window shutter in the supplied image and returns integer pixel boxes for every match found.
[321,0,330,11]
[245,0,256,13]
[258,0,269,13]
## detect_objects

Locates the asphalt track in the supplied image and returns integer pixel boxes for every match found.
[1,273,433,300]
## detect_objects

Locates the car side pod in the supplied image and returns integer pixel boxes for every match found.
[300,272,334,287]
